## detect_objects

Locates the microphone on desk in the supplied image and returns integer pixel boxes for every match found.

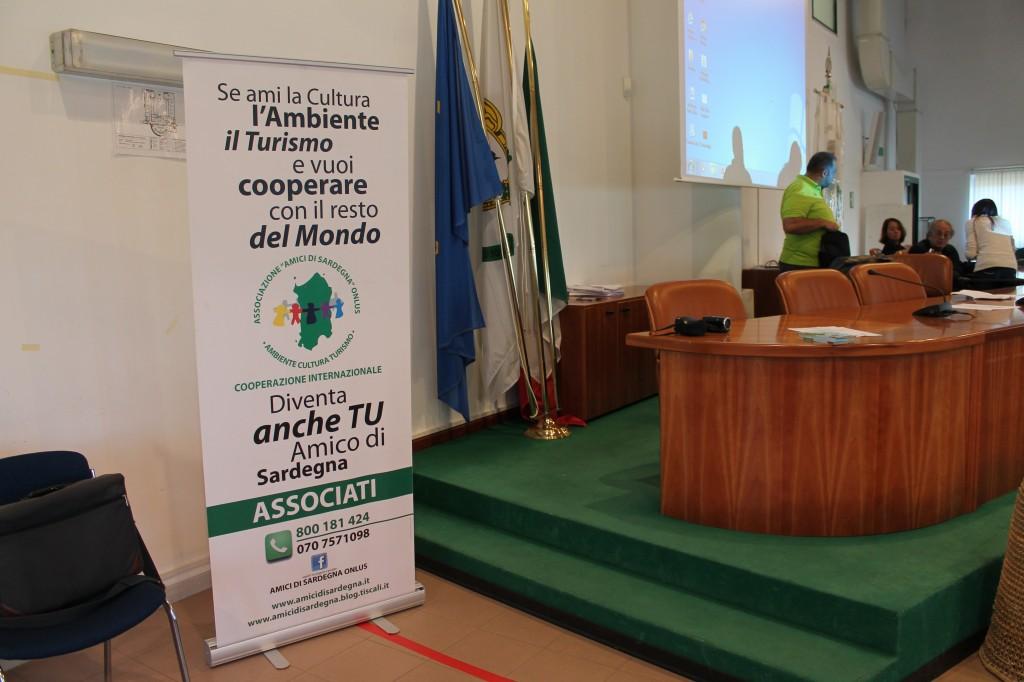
[865,269,955,317]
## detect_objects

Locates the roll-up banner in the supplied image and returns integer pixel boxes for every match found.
[180,52,421,666]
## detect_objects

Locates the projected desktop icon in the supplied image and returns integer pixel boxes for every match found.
[701,93,708,106]
[700,54,708,68]
[689,86,696,103]
[687,12,694,25]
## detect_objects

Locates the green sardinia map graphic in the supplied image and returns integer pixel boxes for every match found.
[296,273,333,350]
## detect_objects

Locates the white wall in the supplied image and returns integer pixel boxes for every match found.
[627,0,742,287]
[906,0,1024,249]
[4,0,968,593]
[0,0,635,580]
[627,0,888,279]
[520,2,635,288]
[805,0,901,256]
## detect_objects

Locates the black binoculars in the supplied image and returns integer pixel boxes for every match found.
[673,315,732,336]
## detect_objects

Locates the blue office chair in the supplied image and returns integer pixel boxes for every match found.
[0,451,189,682]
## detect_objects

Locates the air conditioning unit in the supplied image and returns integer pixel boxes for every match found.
[855,1,913,101]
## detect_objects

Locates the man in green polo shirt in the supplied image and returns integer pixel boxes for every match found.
[778,151,840,271]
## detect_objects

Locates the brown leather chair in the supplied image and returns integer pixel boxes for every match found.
[775,269,860,315]
[892,253,954,295]
[644,279,747,331]
[849,262,927,305]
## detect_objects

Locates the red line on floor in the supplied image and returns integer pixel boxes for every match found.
[358,621,514,681]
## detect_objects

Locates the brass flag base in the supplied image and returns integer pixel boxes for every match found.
[524,415,571,440]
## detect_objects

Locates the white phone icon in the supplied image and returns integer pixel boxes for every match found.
[269,538,288,554]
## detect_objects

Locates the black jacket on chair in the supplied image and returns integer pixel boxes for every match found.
[818,230,851,268]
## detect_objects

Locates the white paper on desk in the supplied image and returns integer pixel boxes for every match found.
[952,303,1015,311]
[956,290,1016,300]
[788,326,882,337]
[568,283,624,297]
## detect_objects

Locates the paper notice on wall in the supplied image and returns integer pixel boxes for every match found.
[113,84,186,158]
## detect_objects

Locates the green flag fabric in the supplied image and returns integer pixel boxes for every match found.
[522,45,568,306]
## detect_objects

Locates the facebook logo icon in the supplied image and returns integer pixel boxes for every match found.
[311,553,328,572]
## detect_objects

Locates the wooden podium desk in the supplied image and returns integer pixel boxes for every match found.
[741,266,783,317]
[627,293,1024,536]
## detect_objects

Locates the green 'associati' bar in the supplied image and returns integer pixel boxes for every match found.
[206,467,412,537]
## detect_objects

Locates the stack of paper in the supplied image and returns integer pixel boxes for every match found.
[788,326,881,337]
[956,289,1016,301]
[568,284,624,299]
[952,303,1014,311]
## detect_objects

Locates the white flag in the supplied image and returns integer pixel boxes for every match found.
[474,0,535,405]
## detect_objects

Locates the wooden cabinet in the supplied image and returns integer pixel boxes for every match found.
[557,287,658,420]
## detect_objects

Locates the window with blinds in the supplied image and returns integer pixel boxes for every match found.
[969,167,1024,245]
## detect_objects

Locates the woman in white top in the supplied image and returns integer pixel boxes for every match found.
[965,198,1017,278]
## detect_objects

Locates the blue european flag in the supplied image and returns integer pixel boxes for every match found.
[434,0,503,422]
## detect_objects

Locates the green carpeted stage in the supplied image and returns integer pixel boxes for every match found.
[412,398,1012,681]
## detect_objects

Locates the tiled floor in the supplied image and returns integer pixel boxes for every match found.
[4,569,995,681]
[936,654,999,682]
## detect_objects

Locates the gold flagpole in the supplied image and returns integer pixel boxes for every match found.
[522,0,569,441]
[519,196,554,422]
[452,0,541,419]
[494,0,543,419]
[496,195,541,419]
[451,0,481,114]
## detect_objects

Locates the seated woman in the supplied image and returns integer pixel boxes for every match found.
[868,217,907,256]
[965,198,1017,279]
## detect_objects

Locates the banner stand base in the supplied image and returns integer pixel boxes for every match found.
[262,649,290,669]
[371,616,400,634]
[204,584,426,667]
